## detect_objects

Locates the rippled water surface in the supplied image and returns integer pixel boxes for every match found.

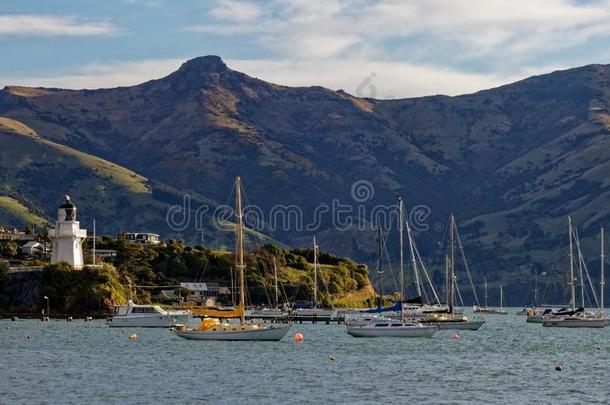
[2,311,610,404]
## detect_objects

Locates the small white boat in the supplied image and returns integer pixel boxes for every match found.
[526,309,544,323]
[245,308,288,319]
[293,308,338,318]
[542,313,608,328]
[473,281,507,314]
[344,313,387,326]
[107,300,191,328]
[347,318,438,338]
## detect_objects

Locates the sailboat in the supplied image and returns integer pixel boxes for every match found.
[173,177,292,341]
[543,220,607,328]
[293,237,338,319]
[473,279,507,314]
[245,257,289,319]
[346,226,438,338]
[419,214,485,330]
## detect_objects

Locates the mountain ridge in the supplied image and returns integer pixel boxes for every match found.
[2,56,610,304]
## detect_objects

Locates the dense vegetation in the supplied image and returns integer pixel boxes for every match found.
[41,262,127,314]
[100,238,373,307]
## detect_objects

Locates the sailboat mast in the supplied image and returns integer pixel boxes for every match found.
[578,228,585,308]
[500,285,503,311]
[484,277,488,308]
[568,216,576,311]
[313,236,318,310]
[236,176,245,323]
[450,214,456,315]
[601,227,605,313]
[445,254,449,308]
[377,227,384,310]
[398,197,405,302]
[405,210,422,300]
[534,270,539,308]
[92,219,96,266]
[273,256,279,309]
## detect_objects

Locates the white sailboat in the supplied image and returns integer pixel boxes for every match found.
[419,214,485,330]
[173,177,292,341]
[473,280,507,314]
[246,257,289,319]
[543,219,607,328]
[293,237,338,319]
[346,226,438,338]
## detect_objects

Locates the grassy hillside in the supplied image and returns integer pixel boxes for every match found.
[3,58,610,304]
[0,196,46,227]
[0,117,184,234]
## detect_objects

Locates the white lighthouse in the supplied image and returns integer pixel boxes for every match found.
[50,195,87,270]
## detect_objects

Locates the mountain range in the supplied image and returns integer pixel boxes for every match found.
[2,55,610,304]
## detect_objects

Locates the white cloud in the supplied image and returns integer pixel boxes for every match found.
[194,0,610,65]
[209,0,263,23]
[0,14,118,37]
[0,59,183,89]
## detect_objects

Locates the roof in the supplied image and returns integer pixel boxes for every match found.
[22,241,41,248]
[180,282,223,291]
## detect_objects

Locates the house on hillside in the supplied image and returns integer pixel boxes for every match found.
[21,241,42,256]
[123,232,161,245]
[180,282,230,305]
[0,226,35,241]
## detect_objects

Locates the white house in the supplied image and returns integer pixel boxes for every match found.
[123,232,160,245]
[21,241,42,256]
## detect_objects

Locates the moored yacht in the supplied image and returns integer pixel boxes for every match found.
[347,317,438,338]
[541,221,607,328]
[107,300,192,328]
[172,177,292,341]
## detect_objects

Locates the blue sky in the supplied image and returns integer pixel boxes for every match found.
[2,0,610,97]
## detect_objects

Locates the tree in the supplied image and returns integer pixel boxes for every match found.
[0,240,19,258]
[0,261,9,285]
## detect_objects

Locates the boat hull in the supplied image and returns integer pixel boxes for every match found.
[173,324,292,341]
[107,313,192,328]
[347,325,438,338]
[424,320,485,330]
[473,307,507,315]
[526,315,543,323]
[542,318,608,328]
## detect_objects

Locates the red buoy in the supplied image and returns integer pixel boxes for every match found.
[452,333,460,339]
[294,332,304,343]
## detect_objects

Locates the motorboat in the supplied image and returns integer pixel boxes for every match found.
[107,300,191,328]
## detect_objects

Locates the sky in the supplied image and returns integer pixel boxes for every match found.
[2,0,610,98]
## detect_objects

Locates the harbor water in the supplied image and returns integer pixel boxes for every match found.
[2,310,610,404]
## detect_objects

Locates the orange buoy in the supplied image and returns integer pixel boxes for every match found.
[294,332,304,343]
[129,333,138,341]
[451,333,460,339]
